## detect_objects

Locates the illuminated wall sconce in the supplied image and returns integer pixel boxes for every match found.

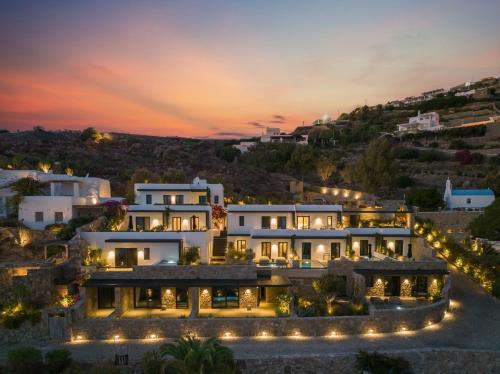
[152,219,160,227]
[138,250,144,259]
[333,190,339,196]
[318,244,325,252]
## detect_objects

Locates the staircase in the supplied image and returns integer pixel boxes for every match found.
[211,230,227,262]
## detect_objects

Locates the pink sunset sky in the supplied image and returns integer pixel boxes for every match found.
[0,1,499,138]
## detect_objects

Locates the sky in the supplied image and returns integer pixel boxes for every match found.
[0,1,499,138]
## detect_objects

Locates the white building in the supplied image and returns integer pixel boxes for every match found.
[397,111,443,133]
[232,141,256,154]
[134,177,224,207]
[227,204,413,263]
[0,168,121,229]
[80,178,223,265]
[260,127,281,143]
[443,178,495,210]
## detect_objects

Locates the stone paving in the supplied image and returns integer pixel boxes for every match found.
[0,266,499,363]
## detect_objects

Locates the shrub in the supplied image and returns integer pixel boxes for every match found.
[141,350,164,374]
[449,139,469,150]
[355,350,411,374]
[6,346,43,374]
[216,145,241,162]
[418,149,448,162]
[405,188,442,211]
[179,246,200,264]
[45,349,72,373]
[393,147,419,160]
[395,175,414,188]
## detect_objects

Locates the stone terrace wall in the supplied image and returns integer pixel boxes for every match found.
[71,299,448,340]
[417,211,481,233]
[236,349,500,374]
[90,265,257,280]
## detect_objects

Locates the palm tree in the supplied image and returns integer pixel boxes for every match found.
[159,335,235,374]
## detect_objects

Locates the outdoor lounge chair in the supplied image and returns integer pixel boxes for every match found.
[275,257,288,267]
[258,256,270,266]
[388,296,402,305]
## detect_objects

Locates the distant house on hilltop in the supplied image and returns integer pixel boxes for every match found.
[397,111,443,133]
[443,178,495,210]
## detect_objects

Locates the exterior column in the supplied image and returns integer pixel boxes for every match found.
[50,182,56,196]
[189,287,199,319]
[73,182,80,197]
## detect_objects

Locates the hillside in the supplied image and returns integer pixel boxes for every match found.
[0,129,294,202]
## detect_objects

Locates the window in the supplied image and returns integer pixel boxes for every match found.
[277,216,287,229]
[97,287,115,309]
[172,217,181,231]
[261,216,271,229]
[176,287,189,308]
[163,195,171,204]
[199,195,207,204]
[144,248,150,260]
[349,214,360,227]
[236,240,246,252]
[135,216,150,231]
[261,242,271,258]
[360,240,369,256]
[190,215,200,230]
[327,216,333,228]
[214,195,219,204]
[146,194,152,204]
[134,287,161,308]
[175,195,184,205]
[297,216,310,229]
[238,215,245,226]
[54,212,63,223]
[331,242,340,258]
[365,275,374,287]
[415,276,428,295]
[278,242,288,258]
[395,240,404,256]
[466,198,471,204]
[114,248,138,267]
[35,211,44,222]
[212,287,239,308]
[301,242,311,260]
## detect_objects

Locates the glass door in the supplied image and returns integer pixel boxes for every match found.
[302,242,311,260]
[115,248,138,267]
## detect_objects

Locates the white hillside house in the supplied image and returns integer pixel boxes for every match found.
[397,111,443,133]
[0,168,122,229]
[443,178,495,210]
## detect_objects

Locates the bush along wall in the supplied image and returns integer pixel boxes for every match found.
[414,218,499,298]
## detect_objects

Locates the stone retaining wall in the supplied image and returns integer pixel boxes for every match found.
[236,349,500,374]
[70,298,448,340]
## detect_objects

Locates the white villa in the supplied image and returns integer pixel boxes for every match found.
[227,204,413,264]
[233,127,308,153]
[0,168,122,229]
[443,178,495,210]
[397,111,443,133]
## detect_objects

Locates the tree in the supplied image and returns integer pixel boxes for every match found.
[316,158,336,185]
[80,127,103,143]
[217,146,241,162]
[405,188,442,211]
[160,335,235,374]
[286,145,316,174]
[312,274,346,314]
[211,204,227,230]
[355,350,411,374]
[9,177,47,216]
[468,199,500,240]
[344,138,395,193]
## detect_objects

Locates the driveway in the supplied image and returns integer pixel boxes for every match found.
[0,267,499,363]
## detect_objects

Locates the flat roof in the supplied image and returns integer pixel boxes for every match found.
[84,275,291,288]
[451,189,494,196]
[227,204,342,213]
[127,204,211,212]
[354,269,449,276]
[104,239,181,243]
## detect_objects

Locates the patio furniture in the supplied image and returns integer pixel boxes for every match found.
[275,257,288,267]
[370,297,383,304]
[258,257,270,266]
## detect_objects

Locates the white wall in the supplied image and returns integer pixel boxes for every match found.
[228,212,294,233]
[135,190,209,205]
[125,211,210,231]
[295,238,347,261]
[447,195,494,209]
[80,230,213,264]
[19,196,74,230]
